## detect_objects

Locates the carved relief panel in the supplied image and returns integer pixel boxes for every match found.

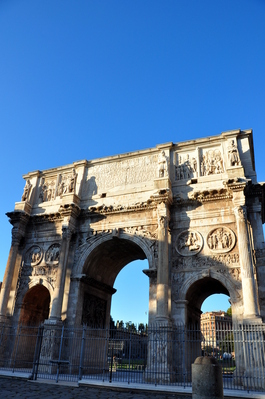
[83,154,158,197]
[206,227,235,253]
[175,151,198,181]
[199,147,224,176]
[45,244,60,264]
[175,230,203,256]
[39,178,56,202]
[174,146,225,181]
[24,245,43,265]
[57,168,77,196]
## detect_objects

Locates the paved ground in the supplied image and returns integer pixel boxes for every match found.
[0,377,191,399]
[1,376,264,399]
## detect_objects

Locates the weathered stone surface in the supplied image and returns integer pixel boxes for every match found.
[192,356,223,399]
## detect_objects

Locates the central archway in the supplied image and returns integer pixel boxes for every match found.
[75,233,154,328]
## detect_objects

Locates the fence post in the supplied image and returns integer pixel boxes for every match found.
[12,324,21,372]
[31,324,44,380]
[55,324,64,383]
[102,327,108,382]
[78,324,86,381]
[109,346,113,383]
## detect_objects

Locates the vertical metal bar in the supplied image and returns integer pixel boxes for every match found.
[78,324,86,381]
[103,327,108,382]
[109,346,113,383]
[182,325,185,388]
[128,329,132,384]
[31,324,44,380]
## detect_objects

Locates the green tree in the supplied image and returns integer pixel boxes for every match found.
[138,323,145,333]
[226,307,232,317]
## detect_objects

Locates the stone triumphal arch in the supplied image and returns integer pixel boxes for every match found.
[1,128,265,332]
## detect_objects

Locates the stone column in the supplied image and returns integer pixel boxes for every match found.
[0,228,22,320]
[49,226,73,322]
[234,205,259,319]
[156,211,170,323]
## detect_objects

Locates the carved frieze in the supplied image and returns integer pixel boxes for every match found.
[216,267,241,283]
[24,245,43,265]
[32,264,58,289]
[45,244,60,264]
[173,252,240,271]
[175,230,203,256]
[207,227,235,253]
[83,154,158,197]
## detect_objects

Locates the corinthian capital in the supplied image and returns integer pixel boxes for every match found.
[234,205,247,221]
[11,228,23,245]
[62,226,74,241]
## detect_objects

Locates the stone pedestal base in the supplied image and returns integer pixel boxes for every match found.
[192,356,223,399]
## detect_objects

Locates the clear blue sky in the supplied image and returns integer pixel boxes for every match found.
[1,1,264,324]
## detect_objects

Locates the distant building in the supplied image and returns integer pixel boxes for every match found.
[201,311,232,349]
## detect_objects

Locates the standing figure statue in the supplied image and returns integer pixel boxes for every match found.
[68,168,77,193]
[21,179,32,202]
[227,140,240,166]
[158,151,168,178]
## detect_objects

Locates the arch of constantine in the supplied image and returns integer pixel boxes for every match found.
[0,128,265,387]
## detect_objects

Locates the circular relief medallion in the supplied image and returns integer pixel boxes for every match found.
[45,243,60,264]
[175,230,203,257]
[207,226,235,253]
[24,245,43,265]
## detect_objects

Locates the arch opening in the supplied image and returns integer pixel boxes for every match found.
[111,259,149,329]
[19,284,50,326]
[78,237,149,329]
[185,277,230,328]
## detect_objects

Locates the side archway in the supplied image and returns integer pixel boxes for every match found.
[175,270,242,327]
[19,284,51,326]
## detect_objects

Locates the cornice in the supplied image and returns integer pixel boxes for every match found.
[143,268,157,278]
[188,188,232,203]
[86,199,158,216]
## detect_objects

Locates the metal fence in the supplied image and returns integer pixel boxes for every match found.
[0,322,264,392]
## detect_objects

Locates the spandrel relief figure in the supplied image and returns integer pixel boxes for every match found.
[176,230,203,256]
[158,151,168,178]
[227,139,240,166]
[21,179,32,202]
[207,227,235,253]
